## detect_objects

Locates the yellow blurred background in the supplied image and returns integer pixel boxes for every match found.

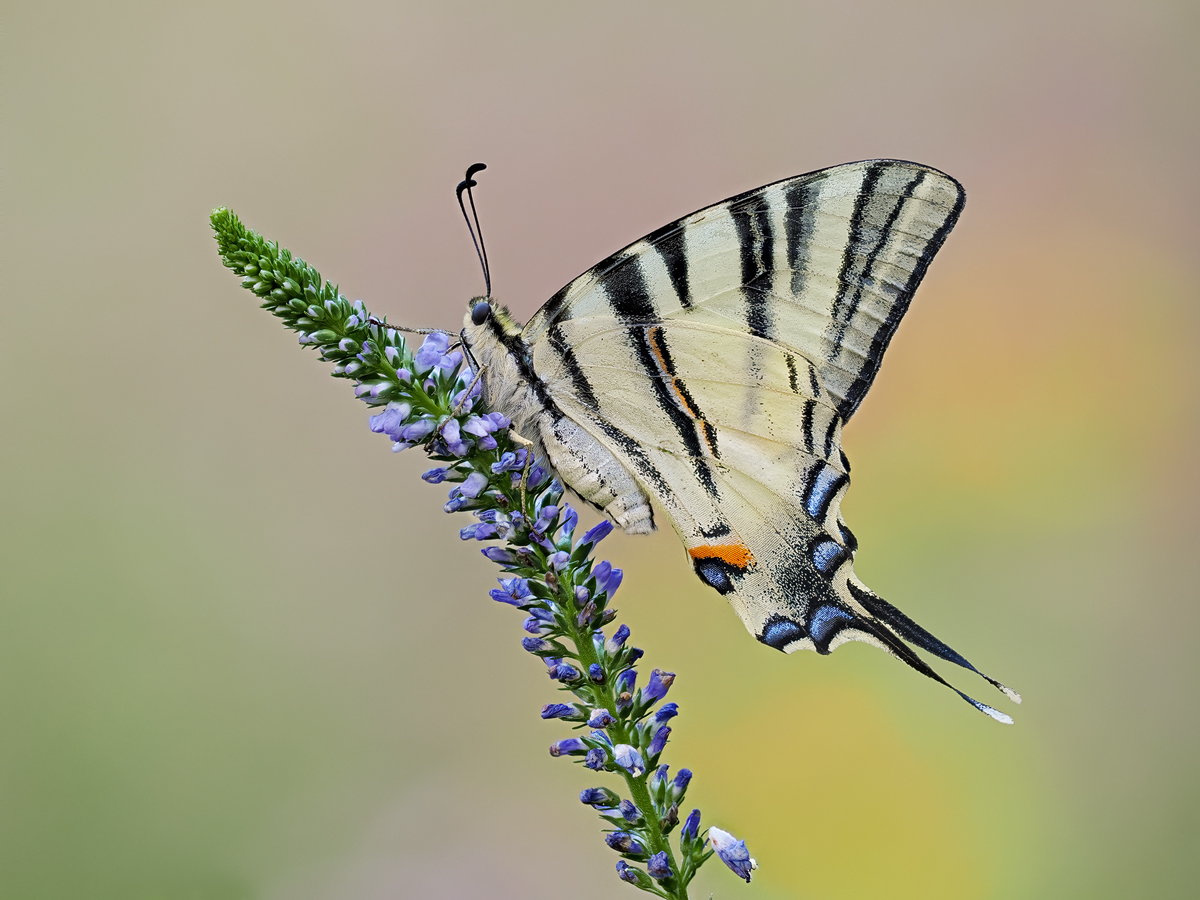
[4,2,1198,898]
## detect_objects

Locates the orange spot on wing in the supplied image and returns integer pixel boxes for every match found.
[688,543,755,570]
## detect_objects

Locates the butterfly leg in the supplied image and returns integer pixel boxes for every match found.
[451,364,486,416]
[505,429,536,514]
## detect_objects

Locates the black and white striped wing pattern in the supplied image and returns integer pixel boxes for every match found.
[526,160,1019,720]
[524,159,966,422]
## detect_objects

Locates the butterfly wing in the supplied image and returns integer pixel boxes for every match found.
[525,160,1018,720]
[524,159,966,423]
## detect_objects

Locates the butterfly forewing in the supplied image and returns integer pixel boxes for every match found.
[524,160,965,421]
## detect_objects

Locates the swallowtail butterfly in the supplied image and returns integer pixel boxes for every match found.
[461,160,1019,722]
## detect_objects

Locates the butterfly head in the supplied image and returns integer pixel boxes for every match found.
[470,299,491,326]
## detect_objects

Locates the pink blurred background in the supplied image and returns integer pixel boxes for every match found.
[4,2,1198,898]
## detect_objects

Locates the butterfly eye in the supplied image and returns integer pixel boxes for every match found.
[471,301,492,325]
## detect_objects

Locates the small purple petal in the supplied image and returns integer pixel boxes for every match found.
[587,708,615,728]
[460,471,489,499]
[613,744,644,776]
[581,520,614,546]
[588,663,605,683]
[615,861,640,885]
[584,748,608,771]
[653,702,679,724]
[681,808,701,842]
[552,663,581,682]
[605,832,646,855]
[605,624,630,655]
[618,799,642,823]
[648,725,671,756]
[549,738,588,757]
[647,851,671,880]
[541,703,582,720]
[709,827,756,882]
[579,786,620,808]
[644,669,675,702]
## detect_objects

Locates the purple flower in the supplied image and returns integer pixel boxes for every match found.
[459,471,489,499]
[584,747,608,771]
[643,669,675,702]
[482,547,517,565]
[587,708,615,729]
[647,851,671,880]
[460,523,500,541]
[395,367,412,382]
[625,647,644,664]
[491,449,527,474]
[367,403,411,441]
[616,669,637,695]
[649,764,670,792]
[605,831,647,855]
[580,520,613,546]
[615,861,641,885]
[533,504,558,533]
[560,504,578,534]
[588,663,605,683]
[681,808,701,842]
[619,799,642,824]
[613,744,644,776]
[522,637,560,656]
[489,577,532,606]
[541,703,584,720]
[579,786,620,808]
[653,702,679,725]
[414,332,462,373]
[549,551,570,571]
[523,608,554,633]
[438,418,472,456]
[421,467,449,483]
[708,827,756,882]
[601,568,623,598]
[549,738,588,757]
[671,768,692,800]
[552,663,581,682]
[648,725,671,756]
[399,418,435,443]
[463,411,510,437]
[527,464,549,488]
[574,586,590,605]
[605,624,630,656]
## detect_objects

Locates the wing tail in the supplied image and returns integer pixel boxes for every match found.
[845,607,1015,724]
[848,580,1021,704]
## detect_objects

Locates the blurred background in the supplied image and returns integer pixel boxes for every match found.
[4,1,1198,898]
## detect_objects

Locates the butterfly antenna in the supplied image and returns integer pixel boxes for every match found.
[365,315,448,337]
[456,162,492,298]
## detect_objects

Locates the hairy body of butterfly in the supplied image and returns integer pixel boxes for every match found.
[462,160,1020,723]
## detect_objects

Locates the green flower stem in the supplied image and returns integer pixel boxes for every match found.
[564,609,684,899]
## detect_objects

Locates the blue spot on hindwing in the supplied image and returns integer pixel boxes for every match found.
[805,465,847,521]
[759,617,806,651]
[695,560,734,594]
[811,538,847,575]
[809,605,854,644]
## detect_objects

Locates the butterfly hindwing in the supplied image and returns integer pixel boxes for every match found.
[534,320,853,645]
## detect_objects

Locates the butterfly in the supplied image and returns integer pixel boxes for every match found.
[460,159,1020,722]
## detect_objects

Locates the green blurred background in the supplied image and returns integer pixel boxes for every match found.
[4,1,1198,897]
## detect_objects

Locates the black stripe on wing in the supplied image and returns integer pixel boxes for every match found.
[830,166,965,420]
